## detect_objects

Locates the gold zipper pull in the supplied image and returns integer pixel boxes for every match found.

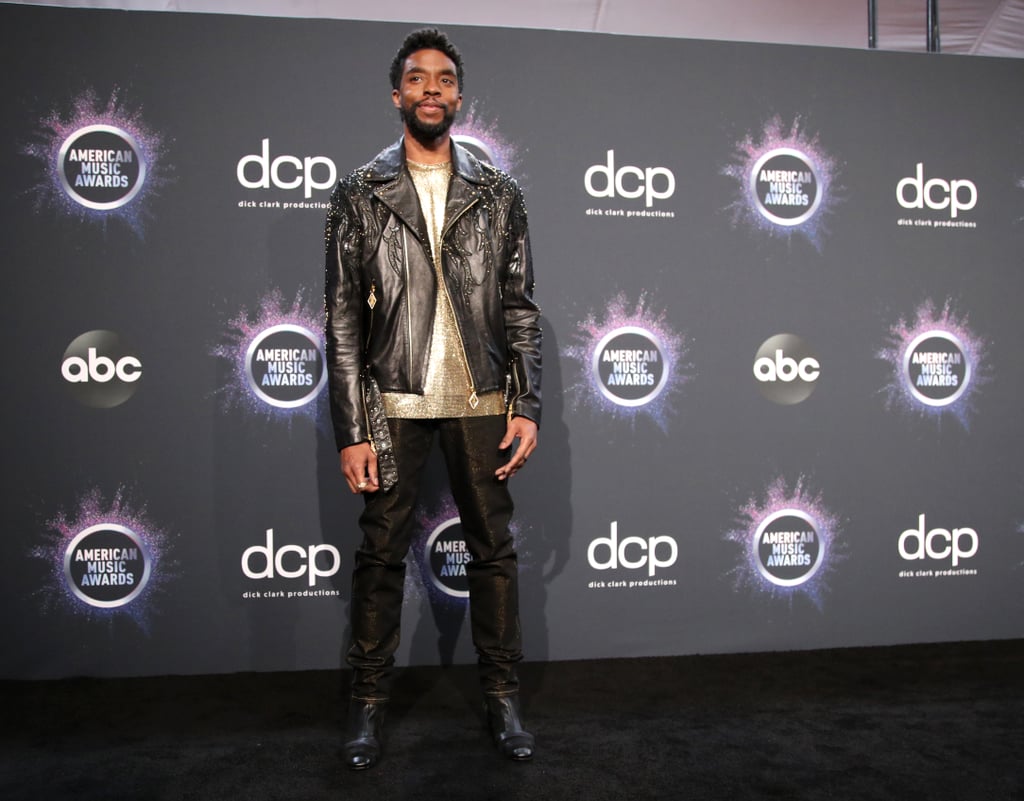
[468,390,479,409]
[367,280,377,310]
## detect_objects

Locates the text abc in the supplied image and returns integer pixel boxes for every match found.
[587,521,678,577]
[585,150,676,208]
[753,350,820,383]
[241,528,341,586]
[237,139,337,199]
[898,514,978,567]
[62,348,141,383]
[896,163,977,219]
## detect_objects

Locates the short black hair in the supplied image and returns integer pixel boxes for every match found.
[389,27,464,92]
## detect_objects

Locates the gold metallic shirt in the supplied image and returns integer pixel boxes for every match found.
[382,160,504,419]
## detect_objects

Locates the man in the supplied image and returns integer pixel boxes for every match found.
[324,28,541,770]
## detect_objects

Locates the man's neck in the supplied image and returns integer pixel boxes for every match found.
[403,132,452,165]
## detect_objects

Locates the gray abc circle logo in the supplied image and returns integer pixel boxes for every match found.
[592,326,667,407]
[61,330,143,408]
[754,508,823,587]
[753,333,820,405]
[244,324,326,409]
[425,518,471,598]
[903,330,970,407]
[750,147,821,226]
[63,523,152,608]
[58,124,146,210]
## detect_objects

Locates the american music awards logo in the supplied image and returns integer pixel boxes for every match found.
[724,476,844,610]
[565,292,692,431]
[876,298,990,430]
[32,487,175,630]
[22,88,170,236]
[211,288,327,421]
[721,115,842,251]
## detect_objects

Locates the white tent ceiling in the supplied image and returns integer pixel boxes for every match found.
[5,0,1024,57]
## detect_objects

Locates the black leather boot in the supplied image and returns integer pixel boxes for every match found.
[485,694,534,761]
[343,701,386,770]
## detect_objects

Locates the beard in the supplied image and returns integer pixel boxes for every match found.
[400,100,458,145]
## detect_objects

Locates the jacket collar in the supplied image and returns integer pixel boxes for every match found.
[366,138,486,245]
[363,137,488,185]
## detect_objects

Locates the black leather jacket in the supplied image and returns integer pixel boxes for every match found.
[324,139,542,451]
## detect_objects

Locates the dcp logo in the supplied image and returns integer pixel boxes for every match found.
[585,150,675,208]
[897,164,977,219]
[898,514,978,567]
[237,139,337,199]
[753,334,820,405]
[587,522,678,577]
[241,529,341,587]
[61,330,142,408]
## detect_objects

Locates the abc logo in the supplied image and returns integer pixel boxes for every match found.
[585,150,675,208]
[237,139,337,199]
[753,334,820,405]
[61,330,142,408]
[241,529,341,587]
[898,514,978,567]
[897,164,977,219]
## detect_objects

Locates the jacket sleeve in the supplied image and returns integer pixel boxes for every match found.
[324,179,369,451]
[501,182,543,427]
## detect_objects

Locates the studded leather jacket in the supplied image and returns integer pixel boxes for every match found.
[324,139,542,451]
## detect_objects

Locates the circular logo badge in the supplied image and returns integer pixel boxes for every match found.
[425,518,471,598]
[750,148,820,226]
[63,524,152,608]
[592,326,667,407]
[903,331,970,407]
[58,124,146,210]
[245,324,326,408]
[61,330,143,408]
[753,333,820,405]
[452,134,497,167]
[754,509,823,587]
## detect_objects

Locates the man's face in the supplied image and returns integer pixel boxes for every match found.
[392,48,462,144]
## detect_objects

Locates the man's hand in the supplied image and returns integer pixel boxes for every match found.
[340,442,379,494]
[495,416,538,481]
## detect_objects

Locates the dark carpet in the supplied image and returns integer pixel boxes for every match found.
[1,639,1022,800]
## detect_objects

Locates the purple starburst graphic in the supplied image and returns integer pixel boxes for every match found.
[725,477,843,611]
[32,487,175,631]
[452,102,522,177]
[876,298,990,430]
[721,115,841,251]
[21,88,169,236]
[565,292,692,432]
[211,288,327,423]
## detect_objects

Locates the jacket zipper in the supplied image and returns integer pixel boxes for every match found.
[439,198,481,408]
[401,228,414,375]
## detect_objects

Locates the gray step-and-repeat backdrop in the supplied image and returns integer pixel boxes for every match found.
[2,4,1022,680]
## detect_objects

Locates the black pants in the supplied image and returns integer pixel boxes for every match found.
[347,415,523,701]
